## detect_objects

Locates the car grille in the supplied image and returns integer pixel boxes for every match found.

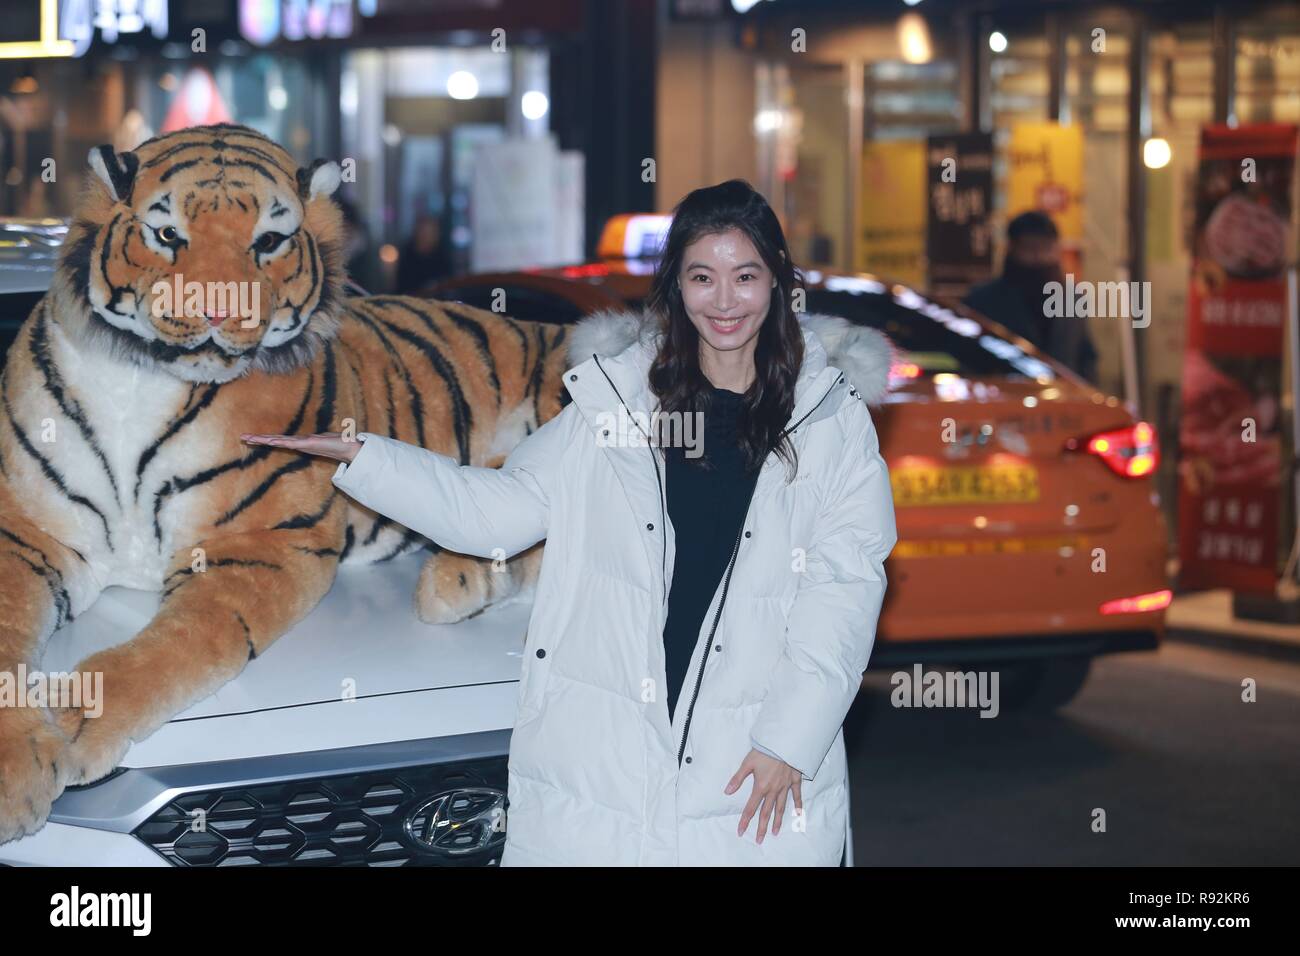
[133,757,508,866]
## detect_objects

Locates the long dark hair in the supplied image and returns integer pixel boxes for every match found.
[645,179,805,481]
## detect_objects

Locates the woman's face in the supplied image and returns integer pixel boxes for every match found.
[678,228,776,356]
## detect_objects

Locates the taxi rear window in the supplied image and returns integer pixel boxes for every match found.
[803,285,1057,381]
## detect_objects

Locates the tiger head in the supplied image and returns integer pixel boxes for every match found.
[54,123,346,384]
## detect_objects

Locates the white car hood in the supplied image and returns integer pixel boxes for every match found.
[38,554,531,721]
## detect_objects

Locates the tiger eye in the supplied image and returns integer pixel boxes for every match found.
[257,232,284,253]
[157,225,178,244]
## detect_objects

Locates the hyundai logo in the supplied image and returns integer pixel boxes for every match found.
[403,788,507,858]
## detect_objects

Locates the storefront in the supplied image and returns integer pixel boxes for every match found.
[715,0,1296,552]
[0,2,338,216]
[740,0,1298,397]
[0,0,654,290]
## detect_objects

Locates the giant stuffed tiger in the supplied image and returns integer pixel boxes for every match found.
[0,123,572,843]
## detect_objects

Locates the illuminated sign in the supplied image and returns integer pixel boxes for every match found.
[67,0,168,56]
[0,0,75,58]
[91,0,168,44]
[0,0,168,59]
[239,0,361,46]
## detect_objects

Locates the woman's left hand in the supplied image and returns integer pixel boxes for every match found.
[725,748,803,843]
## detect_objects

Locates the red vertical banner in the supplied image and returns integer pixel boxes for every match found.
[1177,124,1298,594]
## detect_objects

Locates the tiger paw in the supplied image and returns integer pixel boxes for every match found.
[415,552,493,625]
[52,713,131,790]
[0,708,68,845]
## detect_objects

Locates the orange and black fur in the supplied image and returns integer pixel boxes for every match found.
[0,124,570,842]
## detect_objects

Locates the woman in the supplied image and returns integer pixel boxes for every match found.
[242,180,897,866]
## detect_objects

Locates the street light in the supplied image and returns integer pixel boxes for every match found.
[447,70,479,100]
[897,13,932,64]
[521,90,549,121]
[1143,137,1172,169]
[989,31,1008,53]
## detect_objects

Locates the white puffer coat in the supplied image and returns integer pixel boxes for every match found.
[331,308,898,866]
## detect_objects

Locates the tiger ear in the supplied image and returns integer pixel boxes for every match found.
[296,159,341,202]
[88,145,139,204]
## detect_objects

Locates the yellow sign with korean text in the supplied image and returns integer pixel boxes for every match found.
[857,140,926,287]
[1007,122,1084,243]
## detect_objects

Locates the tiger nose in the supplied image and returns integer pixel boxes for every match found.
[206,310,228,327]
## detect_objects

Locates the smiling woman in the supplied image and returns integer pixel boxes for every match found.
[247,178,900,866]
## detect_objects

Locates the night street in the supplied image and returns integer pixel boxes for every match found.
[2,0,1299,914]
[847,640,1300,866]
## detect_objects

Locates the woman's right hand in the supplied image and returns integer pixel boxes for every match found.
[240,431,363,464]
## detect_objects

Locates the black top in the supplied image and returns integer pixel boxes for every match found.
[661,384,762,724]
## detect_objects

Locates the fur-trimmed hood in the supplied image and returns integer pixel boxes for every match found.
[564,306,895,406]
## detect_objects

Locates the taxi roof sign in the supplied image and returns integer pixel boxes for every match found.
[596,213,672,261]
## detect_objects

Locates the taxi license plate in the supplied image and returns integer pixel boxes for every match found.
[891,464,1039,507]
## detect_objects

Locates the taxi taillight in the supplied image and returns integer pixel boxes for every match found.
[1067,421,1159,478]
[1099,589,1172,614]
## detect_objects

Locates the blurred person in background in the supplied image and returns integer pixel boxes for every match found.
[396,212,453,294]
[964,210,1098,383]
[336,197,374,292]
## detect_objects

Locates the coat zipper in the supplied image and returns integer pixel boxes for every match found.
[593,355,669,605]
[674,372,843,767]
